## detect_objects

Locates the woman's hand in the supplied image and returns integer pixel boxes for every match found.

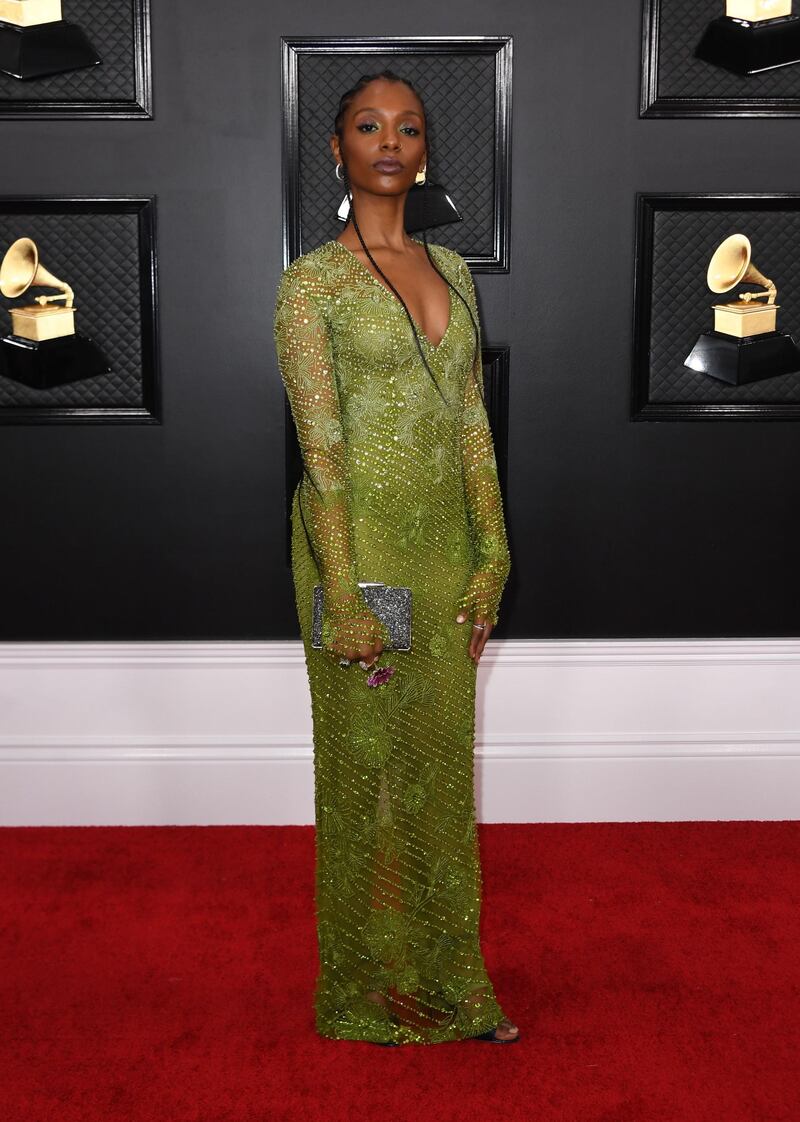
[456,609,493,664]
[322,607,387,669]
[342,635,385,669]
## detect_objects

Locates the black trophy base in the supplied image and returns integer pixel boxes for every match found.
[0,19,101,81]
[1,333,111,389]
[695,14,800,75]
[684,330,800,385]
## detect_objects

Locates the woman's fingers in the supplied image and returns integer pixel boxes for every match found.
[334,646,381,665]
[358,643,382,668]
[328,619,384,665]
[456,609,493,663]
[471,623,489,664]
[340,640,382,669]
[469,616,492,662]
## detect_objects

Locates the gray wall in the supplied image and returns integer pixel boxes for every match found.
[1,2,797,641]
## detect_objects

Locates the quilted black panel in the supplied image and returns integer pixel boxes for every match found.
[0,0,143,105]
[647,205,800,404]
[295,49,499,260]
[0,209,148,409]
[655,0,800,99]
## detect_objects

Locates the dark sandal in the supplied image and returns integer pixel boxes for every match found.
[371,1017,401,1046]
[472,1023,520,1043]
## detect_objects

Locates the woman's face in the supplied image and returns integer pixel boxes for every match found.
[333,79,426,195]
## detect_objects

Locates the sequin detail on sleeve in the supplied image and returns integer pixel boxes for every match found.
[274,259,391,659]
[455,258,512,626]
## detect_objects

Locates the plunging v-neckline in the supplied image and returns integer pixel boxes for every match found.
[331,237,455,352]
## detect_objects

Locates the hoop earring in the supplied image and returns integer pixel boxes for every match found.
[335,163,346,182]
[415,164,427,185]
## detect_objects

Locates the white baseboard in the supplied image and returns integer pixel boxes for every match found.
[1,639,799,825]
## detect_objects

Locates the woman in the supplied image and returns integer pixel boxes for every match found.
[273,70,516,1045]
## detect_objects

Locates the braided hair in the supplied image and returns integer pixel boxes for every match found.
[333,70,486,410]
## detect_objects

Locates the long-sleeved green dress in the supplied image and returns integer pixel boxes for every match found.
[274,236,511,1045]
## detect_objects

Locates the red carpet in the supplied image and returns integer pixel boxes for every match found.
[2,821,798,1122]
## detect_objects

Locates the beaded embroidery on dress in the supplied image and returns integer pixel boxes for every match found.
[274,238,511,1044]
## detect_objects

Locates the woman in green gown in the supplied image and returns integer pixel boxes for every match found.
[273,72,516,1045]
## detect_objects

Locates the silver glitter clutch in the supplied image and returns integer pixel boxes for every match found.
[311,581,412,651]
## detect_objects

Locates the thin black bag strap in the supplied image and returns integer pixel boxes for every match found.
[295,468,321,576]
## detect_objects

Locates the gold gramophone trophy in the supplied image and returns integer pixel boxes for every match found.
[0,0,100,80]
[684,233,800,385]
[695,0,800,74]
[0,236,110,389]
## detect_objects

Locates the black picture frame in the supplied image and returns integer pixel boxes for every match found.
[641,0,800,118]
[279,34,512,271]
[632,191,800,420]
[0,195,160,424]
[0,0,152,119]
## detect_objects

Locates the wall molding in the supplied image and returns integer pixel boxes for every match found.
[3,730,800,762]
[5,637,800,665]
[1,639,799,826]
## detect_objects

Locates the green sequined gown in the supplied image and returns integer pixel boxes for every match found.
[274,237,511,1045]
